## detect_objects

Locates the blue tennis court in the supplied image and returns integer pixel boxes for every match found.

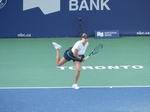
[0,87,150,112]
[0,37,150,112]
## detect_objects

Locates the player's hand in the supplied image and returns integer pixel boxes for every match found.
[82,58,86,62]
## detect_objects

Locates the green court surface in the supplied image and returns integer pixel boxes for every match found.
[0,37,150,88]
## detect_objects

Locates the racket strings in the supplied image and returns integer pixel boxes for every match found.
[93,44,103,54]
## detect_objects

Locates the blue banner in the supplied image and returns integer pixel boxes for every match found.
[0,0,150,38]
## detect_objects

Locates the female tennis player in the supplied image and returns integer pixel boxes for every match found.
[52,33,89,89]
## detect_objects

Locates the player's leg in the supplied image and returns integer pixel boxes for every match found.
[72,61,81,89]
[56,53,68,66]
[52,42,68,66]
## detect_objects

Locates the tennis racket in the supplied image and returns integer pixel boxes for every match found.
[85,44,103,59]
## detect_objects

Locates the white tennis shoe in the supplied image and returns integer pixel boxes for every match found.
[72,84,80,89]
[52,42,62,49]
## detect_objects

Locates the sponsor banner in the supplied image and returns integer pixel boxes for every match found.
[95,30,120,38]
[0,0,150,37]
[136,31,150,36]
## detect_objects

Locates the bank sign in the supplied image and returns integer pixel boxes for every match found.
[95,30,120,38]
[23,0,111,15]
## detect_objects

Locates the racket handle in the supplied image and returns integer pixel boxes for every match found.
[85,56,89,59]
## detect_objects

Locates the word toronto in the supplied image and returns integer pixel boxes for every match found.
[57,65,143,70]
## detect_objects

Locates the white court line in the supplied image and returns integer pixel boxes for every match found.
[0,86,150,89]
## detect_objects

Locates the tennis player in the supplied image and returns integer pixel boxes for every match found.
[52,33,89,89]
